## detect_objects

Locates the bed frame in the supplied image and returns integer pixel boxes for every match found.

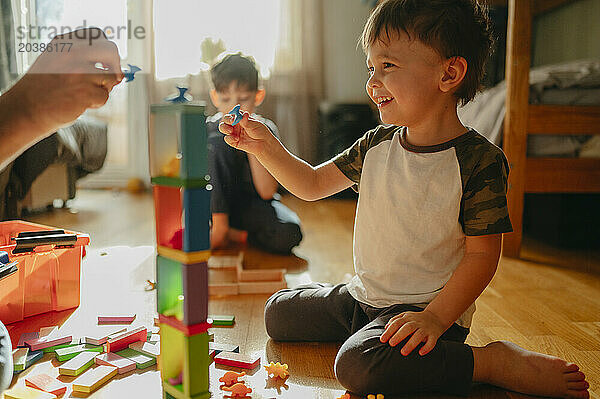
[500,0,600,257]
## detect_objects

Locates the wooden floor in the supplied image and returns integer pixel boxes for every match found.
[9,189,600,399]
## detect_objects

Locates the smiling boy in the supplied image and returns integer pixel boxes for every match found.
[218,1,589,397]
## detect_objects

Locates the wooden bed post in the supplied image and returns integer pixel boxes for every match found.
[502,0,532,258]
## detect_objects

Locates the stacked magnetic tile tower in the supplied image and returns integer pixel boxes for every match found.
[148,88,212,399]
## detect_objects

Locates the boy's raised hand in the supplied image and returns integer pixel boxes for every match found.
[379,309,447,356]
[219,111,274,156]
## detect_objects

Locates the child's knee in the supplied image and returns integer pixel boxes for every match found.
[263,289,293,340]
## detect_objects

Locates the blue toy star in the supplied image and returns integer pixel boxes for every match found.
[229,104,243,126]
[123,64,141,82]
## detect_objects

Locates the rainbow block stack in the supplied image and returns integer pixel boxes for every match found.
[149,99,212,399]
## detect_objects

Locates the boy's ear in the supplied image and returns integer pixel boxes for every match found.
[209,89,220,107]
[439,56,468,94]
[254,89,266,107]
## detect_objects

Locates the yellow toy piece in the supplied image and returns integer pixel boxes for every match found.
[367,394,384,399]
[264,361,289,379]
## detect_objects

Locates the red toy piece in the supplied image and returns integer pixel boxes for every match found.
[219,371,246,386]
[221,382,252,397]
[336,394,350,399]
[106,326,146,353]
[214,351,260,370]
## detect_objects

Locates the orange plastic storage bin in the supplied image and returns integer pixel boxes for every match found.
[0,220,89,325]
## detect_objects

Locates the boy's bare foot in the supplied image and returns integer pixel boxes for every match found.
[473,341,589,398]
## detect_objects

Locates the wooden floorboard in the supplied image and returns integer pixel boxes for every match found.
[12,189,600,399]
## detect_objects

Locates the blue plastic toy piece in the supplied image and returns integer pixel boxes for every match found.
[166,86,193,103]
[123,64,141,82]
[0,251,8,264]
[229,104,243,126]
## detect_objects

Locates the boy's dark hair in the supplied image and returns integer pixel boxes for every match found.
[210,53,259,92]
[361,0,493,106]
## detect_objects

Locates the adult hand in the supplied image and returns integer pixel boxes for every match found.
[379,309,447,356]
[219,111,276,157]
[8,27,124,134]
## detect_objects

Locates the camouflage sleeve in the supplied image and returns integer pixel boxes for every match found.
[461,149,513,236]
[331,127,381,187]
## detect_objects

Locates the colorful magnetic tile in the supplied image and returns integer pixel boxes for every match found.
[158,314,211,336]
[115,348,156,369]
[106,326,147,352]
[208,315,235,326]
[58,351,97,376]
[157,256,208,326]
[17,332,38,347]
[156,246,211,264]
[84,327,127,345]
[182,187,211,252]
[129,341,160,358]
[98,314,136,324]
[25,374,67,396]
[95,352,136,374]
[162,383,211,399]
[72,365,118,393]
[214,351,260,370]
[159,323,210,398]
[3,386,57,399]
[26,334,72,351]
[12,348,28,371]
[208,342,239,355]
[41,339,80,353]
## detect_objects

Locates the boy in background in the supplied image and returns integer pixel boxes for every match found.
[207,53,302,254]
[218,1,589,397]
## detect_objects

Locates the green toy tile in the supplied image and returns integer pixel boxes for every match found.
[159,323,209,398]
[55,344,103,361]
[116,348,156,369]
[42,339,80,353]
[208,315,235,326]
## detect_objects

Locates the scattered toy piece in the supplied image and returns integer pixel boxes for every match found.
[209,342,239,356]
[106,326,146,352]
[366,395,384,399]
[122,64,141,82]
[221,382,252,397]
[3,385,57,399]
[17,332,38,348]
[13,350,43,374]
[264,361,289,379]
[336,394,350,399]
[58,351,97,376]
[25,373,67,396]
[115,348,156,369]
[214,351,260,370]
[129,341,160,358]
[95,352,137,374]
[219,371,246,386]
[97,314,136,324]
[55,344,102,361]
[25,333,72,352]
[209,314,235,326]
[72,365,118,393]
[12,348,28,371]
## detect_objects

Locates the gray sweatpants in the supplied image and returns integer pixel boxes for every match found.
[0,321,13,394]
[264,283,474,396]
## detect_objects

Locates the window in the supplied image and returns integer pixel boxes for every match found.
[153,0,281,79]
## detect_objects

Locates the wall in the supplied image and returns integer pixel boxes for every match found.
[322,0,373,103]
[532,0,600,66]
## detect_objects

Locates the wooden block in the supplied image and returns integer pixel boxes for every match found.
[17,332,38,348]
[208,268,239,295]
[148,333,161,344]
[208,252,243,269]
[208,315,235,326]
[72,365,118,393]
[41,339,81,353]
[3,386,57,399]
[129,341,160,358]
[115,348,156,369]
[208,283,239,296]
[14,351,43,373]
[98,314,136,324]
[55,344,103,361]
[12,348,28,371]
[95,352,137,374]
[237,268,285,283]
[26,334,72,351]
[38,327,58,338]
[58,351,97,376]
[25,374,67,396]
[208,342,239,356]
[238,279,287,295]
[84,327,127,345]
[106,326,147,352]
[214,351,260,370]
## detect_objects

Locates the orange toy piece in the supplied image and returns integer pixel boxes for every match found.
[221,382,252,397]
[219,371,246,386]
[264,361,289,379]
[336,394,351,399]
[367,394,384,399]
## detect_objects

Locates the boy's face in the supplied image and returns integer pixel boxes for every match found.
[365,32,445,126]
[210,81,265,116]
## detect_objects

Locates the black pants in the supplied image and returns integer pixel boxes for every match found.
[264,283,474,396]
